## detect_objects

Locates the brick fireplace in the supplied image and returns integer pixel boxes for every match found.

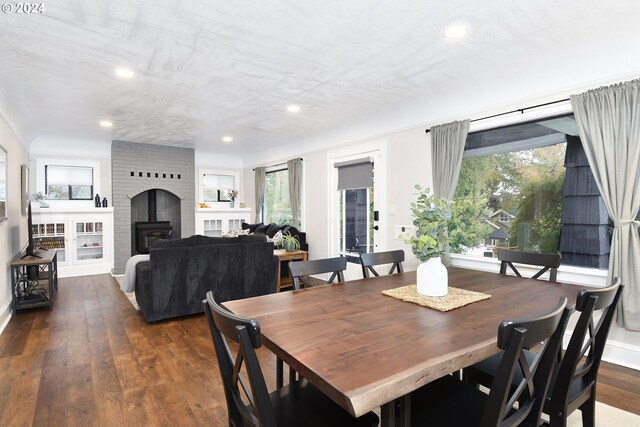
[111,141,195,273]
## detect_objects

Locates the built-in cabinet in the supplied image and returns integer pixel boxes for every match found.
[195,207,251,237]
[31,207,114,278]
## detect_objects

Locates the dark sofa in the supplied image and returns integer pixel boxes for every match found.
[135,234,278,322]
[242,222,309,252]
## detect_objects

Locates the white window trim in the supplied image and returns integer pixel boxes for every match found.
[36,157,101,207]
[450,99,609,285]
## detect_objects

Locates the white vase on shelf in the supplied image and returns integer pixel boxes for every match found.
[416,256,448,296]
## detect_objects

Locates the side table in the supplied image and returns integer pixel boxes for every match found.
[274,249,308,291]
[9,250,58,314]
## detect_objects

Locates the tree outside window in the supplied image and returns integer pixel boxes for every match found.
[264,169,293,224]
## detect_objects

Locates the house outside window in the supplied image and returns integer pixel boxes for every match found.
[264,168,292,224]
[450,115,610,269]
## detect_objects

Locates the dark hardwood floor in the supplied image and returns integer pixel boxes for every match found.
[0,274,638,426]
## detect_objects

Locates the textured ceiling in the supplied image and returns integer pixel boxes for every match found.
[1,1,640,162]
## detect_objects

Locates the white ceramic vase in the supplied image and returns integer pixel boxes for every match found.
[416,256,448,296]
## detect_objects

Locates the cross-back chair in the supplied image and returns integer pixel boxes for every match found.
[467,279,622,427]
[410,297,571,427]
[203,292,379,427]
[498,249,562,282]
[288,256,347,290]
[359,250,404,279]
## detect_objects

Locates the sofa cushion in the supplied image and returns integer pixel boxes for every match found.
[255,223,271,234]
[242,222,263,233]
[148,233,267,250]
[266,223,286,238]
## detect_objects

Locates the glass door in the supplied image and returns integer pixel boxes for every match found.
[33,222,66,262]
[330,142,387,280]
[75,221,104,261]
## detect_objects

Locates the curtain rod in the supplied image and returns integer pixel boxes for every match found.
[252,158,303,171]
[424,98,571,134]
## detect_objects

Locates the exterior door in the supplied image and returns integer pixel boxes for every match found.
[329,141,387,280]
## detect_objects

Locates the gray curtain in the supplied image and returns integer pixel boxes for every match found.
[430,119,471,265]
[570,79,640,331]
[431,119,471,200]
[254,167,266,223]
[287,158,302,227]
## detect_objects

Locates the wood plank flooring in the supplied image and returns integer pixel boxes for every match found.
[0,274,638,426]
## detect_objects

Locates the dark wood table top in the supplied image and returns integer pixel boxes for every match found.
[224,267,579,417]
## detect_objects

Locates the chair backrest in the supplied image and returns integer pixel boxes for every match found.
[547,279,623,417]
[359,250,405,278]
[481,297,571,427]
[498,249,562,282]
[203,292,277,427]
[288,256,347,290]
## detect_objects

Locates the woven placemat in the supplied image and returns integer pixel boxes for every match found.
[382,285,491,312]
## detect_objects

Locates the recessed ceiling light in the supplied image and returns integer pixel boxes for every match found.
[287,104,301,113]
[445,25,468,39]
[222,136,233,143]
[114,67,135,79]
[99,120,113,128]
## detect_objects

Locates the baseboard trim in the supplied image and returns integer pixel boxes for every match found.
[0,298,12,335]
[602,338,640,371]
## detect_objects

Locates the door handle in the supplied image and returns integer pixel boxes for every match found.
[373,225,379,231]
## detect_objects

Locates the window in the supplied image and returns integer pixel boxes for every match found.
[203,174,235,203]
[264,169,292,224]
[450,115,609,269]
[45,165,93,200]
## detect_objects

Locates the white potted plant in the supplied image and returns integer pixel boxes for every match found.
[403,185,449,296]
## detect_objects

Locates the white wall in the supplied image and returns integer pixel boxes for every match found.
[0,114,28,333]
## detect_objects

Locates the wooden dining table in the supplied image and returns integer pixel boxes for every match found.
[223,266,579,427]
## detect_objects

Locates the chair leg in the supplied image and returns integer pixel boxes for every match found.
[276,357,283,389]
[580,396,596,427]
[462,367,479,388]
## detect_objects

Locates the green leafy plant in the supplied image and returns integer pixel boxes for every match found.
[282,231,300,251]
[403,185,449,261]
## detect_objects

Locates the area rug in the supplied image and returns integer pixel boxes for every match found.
[564,401,640,427]
[113,275,139,310]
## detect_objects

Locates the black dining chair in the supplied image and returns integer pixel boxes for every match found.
[202,292,379,427]
[466,279,623,427]
[410,297,571,427]
[359,250,404,279]
[498,249,562,282]
[288,256,347,290]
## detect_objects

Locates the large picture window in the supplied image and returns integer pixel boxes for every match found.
[263,169,292,224]
[45,165,94,200]
[450,115,610,269]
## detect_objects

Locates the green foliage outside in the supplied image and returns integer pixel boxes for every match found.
[450,144,566,254]
[510,172,564,252]
[264,170,294,225]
